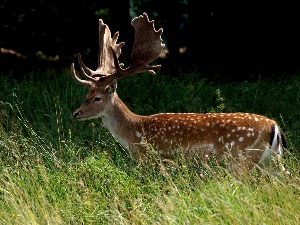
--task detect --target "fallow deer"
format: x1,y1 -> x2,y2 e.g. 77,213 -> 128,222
71,12 -> 287,174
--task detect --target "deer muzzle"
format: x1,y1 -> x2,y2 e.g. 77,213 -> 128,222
73,109 -> 82,119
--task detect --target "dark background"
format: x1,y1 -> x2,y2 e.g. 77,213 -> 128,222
1,0 -> 299,81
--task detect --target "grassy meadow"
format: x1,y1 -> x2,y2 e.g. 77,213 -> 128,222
0,69 -> 300,224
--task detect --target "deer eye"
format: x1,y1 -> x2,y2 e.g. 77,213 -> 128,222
94,97 -> 101,102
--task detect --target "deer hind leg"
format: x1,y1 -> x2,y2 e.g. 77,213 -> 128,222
256,144 -> 289,175
258,124 -> 290,175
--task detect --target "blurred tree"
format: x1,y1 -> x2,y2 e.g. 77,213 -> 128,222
0,0 -> 107,74
0,0 -> 133,75
0,0 -> 299,80
187,0 -> 300,80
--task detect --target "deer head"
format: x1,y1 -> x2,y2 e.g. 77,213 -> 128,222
71,13 -> 164,120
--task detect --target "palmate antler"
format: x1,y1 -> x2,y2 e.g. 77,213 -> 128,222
71,12 -> 165,88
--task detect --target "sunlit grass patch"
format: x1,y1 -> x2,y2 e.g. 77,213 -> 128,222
0,71 -> 299,224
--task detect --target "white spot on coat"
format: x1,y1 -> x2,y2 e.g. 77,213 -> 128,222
136,131 -> 142,138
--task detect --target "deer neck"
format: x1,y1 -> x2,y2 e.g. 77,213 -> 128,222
101,93 -> 144,149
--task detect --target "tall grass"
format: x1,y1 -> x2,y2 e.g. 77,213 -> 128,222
0,69 -> 299,224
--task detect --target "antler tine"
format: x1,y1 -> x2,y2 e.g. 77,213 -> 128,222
110,31 -> 125,67
71,18 -> 125,87
70,63 -> 93,87
99,12 -> 165,88
78,54 -> 99,82
96,19 -> 125,75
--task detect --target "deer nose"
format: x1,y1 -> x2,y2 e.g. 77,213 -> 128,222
73,110 -> 81,118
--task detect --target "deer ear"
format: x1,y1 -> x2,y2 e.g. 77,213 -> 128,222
106,80 -> 117,94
